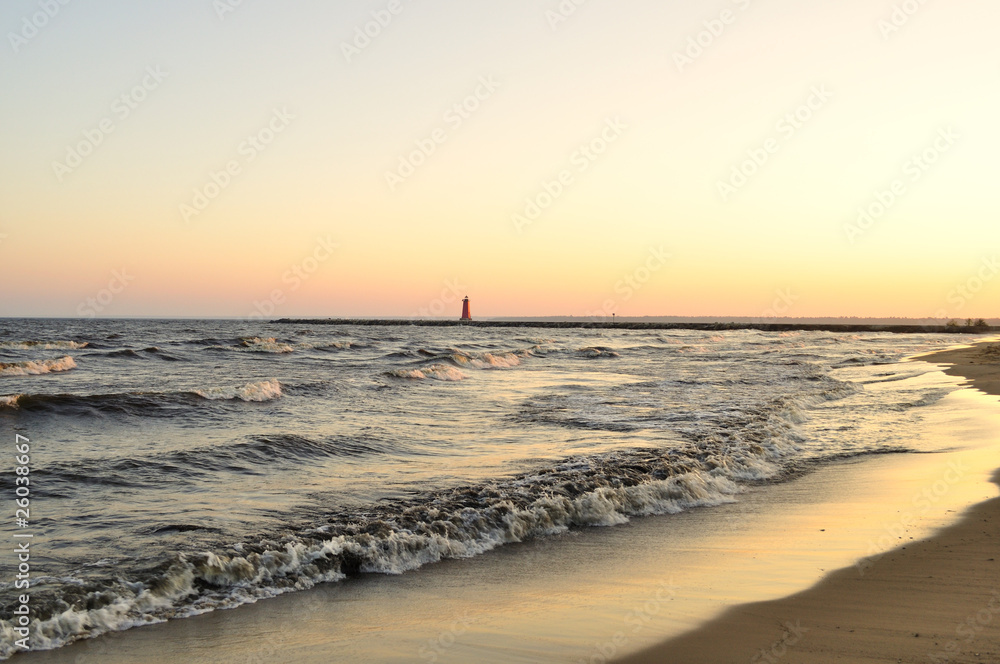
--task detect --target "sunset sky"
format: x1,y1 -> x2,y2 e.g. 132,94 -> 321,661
1,0 -> 997,318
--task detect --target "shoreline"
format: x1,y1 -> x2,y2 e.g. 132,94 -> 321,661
618,487 -> 1000,663
617,341 -> 1000,663
23,447 -> 998,664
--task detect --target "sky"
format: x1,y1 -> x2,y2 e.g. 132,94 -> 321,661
1,0 -> 997,319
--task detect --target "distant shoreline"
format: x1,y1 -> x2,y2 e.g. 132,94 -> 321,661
274,318 -> 993,334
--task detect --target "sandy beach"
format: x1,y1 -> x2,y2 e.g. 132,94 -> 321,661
620,342 -> 1000,664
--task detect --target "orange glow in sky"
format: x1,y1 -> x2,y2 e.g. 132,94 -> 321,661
1,0 -> 997,318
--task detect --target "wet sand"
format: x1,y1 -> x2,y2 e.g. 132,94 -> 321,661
619,342 -> 1000,664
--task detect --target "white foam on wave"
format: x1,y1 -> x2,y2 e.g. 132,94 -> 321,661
0,341 -> 88,350
0,466 -> 739,658
445,349 -> 532,370
0,395 -> 21,408
0,356 -> 77,377
242,337 -> 294,353
0,363 -> 842,656
468,352 -> 521,369
0,330 -> 913,658
194,379 -> 283,402
388,365 -> 467,381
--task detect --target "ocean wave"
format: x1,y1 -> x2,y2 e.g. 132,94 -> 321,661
0,392 -> 193,416
425,349 -> 526,370
194,380 -> 283,402
454,351 -> 522,369
143,347 -> 183,361
0,326 -> 959,658
205,338 -> 295,354
302,341 -> 369,352
0,456 -> 742,657
0,380 -> 282,414
0,341 -> 88,350
832,353 -> 898,368
0,356 -> 76,377
239,337 -> 294,353
83,347 -> 182,361
386,365 -> 467,381
387,346 -> 534,379
89,349 -> 144,359
0,349 -> 900,657
577,346 -> 620,359
22,433 -> 385,493
0,379 -> 823,655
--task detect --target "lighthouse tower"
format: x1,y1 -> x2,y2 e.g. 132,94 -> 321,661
460,296 -> 471,321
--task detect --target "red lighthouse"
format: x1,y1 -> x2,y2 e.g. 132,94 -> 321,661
460,296 -> 471,321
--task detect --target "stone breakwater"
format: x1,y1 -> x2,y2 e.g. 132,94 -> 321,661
274,319 -> 992,334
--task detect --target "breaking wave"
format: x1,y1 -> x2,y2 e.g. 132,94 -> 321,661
386,346 -> 540,381
0,386 -> 818,656
0,380 -> 282,414
206,338 -> 295,354
0,341 -> 88,350
82,347 -> 182,361
0,321 -> 966,659
386,365 -> 467,381
0,456 -> 745,657
22,433 -> 388,493
194,379 -> 283,402
0,356 -> 77,377
577,346 -> 620,359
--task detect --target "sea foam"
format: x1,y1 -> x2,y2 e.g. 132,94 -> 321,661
0,356 -> 77,377
194,379 -> 283,402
